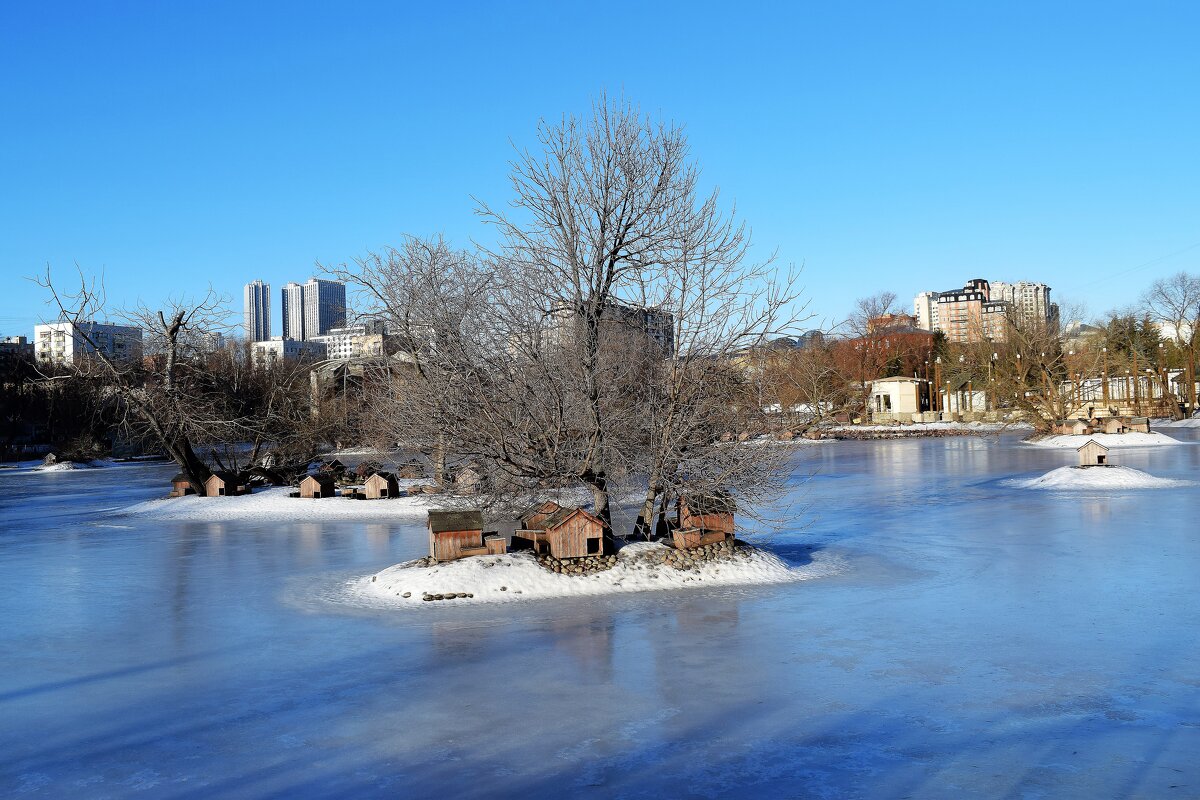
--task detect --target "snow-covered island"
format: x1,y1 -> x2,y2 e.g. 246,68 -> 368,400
123,485 -> 435,521
1005,465 -> 1194,491
1025,431 -> 1183,448
354,540 -> 838,607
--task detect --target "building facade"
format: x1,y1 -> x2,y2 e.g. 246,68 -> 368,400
989,281 -> 1053,327
0,336 -> 34,362
281,282 -> 307,341
913,291 -> 940,332
309,321 -> 388,360
302,278 -> 347,339
243,280 -> 271,342
34,321 -> 144,366
250,337 -> 327,366
546,301 -> 675,357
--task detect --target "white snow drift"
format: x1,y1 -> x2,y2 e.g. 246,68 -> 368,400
353,541 -> 840,607
1027,432 -> 1183,449
122,485 -> 435,521
1006,465 -> 1193,491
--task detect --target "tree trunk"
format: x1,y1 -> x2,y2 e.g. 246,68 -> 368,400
633,485 -> 659,540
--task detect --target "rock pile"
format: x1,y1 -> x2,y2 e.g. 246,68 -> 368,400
422,591 -> 473,602
535,553 -> 618,575
627,539 -> 748,571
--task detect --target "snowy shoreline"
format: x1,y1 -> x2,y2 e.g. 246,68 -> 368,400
121,485 -> 436,521
1024,431 -> 1184,449
350,541 -> 841,607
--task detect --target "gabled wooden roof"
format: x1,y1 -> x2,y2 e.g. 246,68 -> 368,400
301,473 -> 337,488
427,509 -> 484,533
542,506 -> 602,531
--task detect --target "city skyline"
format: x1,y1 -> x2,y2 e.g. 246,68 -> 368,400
3,3 -> 1199,338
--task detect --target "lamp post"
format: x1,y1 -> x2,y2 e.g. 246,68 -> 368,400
934,356 -> 942,415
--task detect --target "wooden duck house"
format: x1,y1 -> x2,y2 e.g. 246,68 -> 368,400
1077,440 -> 1110,467
169,473 -> 195,498
204,471 -> 249,497
299,473 -> 338,498
428,509 -> 504,561
363,471 -> 399,499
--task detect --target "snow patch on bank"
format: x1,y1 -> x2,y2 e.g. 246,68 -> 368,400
1027,431 -> 1183,448
121,485 -> 435,521
1005,465 -> 1193,490
350,541 -> 842,607
1157,416 -> 1200,428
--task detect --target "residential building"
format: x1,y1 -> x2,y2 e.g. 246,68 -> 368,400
279,278 -> 347,341
309,321 -> 388,361
867,313 -> 918,333
546,301 -> 675,356
281,282 -> 307,340
302,278 -> 347,339
931,279 -> 1011,343
250,337 -> 327,366
989,281 -> 1053,327
34,321 -> 144,366
243,280 -> 271,342
913,291 -> 940,331
0,336 -> 34,362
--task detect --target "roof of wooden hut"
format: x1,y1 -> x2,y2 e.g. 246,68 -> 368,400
207,471 -> 241,484
367,470 -> 397,481
171,472 -> 189,482
427,509 -> 484,533
301,473 -> 337,489
1075,439 -> 1109,453
517,499 -> 562,523
542,506 -> 601,531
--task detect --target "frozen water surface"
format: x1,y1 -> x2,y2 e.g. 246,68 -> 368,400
2,433 -> 1199,798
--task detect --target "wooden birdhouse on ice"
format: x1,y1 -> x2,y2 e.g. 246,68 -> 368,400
1077,440 -> 1110,467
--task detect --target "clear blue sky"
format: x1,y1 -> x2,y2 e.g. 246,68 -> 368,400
2,1 -> 1198,337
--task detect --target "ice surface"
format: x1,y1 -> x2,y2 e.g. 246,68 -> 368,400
1157,416 -> 1200,428
1004,464 -> 1193,490
4,431 -> 1200,798
1027,431 -> 1183,448
355,542 -> 838,606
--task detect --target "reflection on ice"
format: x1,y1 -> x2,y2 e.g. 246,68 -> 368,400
1,432 -> 1199,797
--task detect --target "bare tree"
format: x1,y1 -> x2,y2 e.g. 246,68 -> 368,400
34,268 -> 316,493
1142,271 -> 1200,417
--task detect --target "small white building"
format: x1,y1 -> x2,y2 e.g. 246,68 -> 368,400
34,321 -> 143,366
868,377 -> 926,422
308,322 -> 388,360
251,337 -> 327,367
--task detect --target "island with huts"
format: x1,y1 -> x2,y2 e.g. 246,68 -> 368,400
404,493 -> 751,602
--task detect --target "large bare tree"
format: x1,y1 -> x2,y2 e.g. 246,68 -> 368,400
1142,271 -> 1200,417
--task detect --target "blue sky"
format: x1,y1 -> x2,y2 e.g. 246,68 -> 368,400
2,1 -> 1198,337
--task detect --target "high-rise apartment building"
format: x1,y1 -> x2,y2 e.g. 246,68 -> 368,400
913,291 -> 940,331
988,281 -> 1053,327
243,280 -> 271,342
281,282 -> 307,340
302,278 -> 347,338
280,278 -> 347,341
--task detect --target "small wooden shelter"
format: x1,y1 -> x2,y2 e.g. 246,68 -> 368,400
204,471 -> 249,497
451,464 -> 484,495
169,473 -> 195,498
1077,439 -> 1110,467
522,507 -> 605,559
1128,416 -> 1150,433
299,473 -> 338,498
1056,418 -> 1091,436
363,471 -> 400,499
1101,417 -> 1125,435
397,459 -> 425,479
428,509 -> 503,561
518,500 -> 563,531
673,493 -> 736,550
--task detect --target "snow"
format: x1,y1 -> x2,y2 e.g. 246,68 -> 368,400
1157,416 -> 1200,428
353,541 -> 840,607
1027,431 -> 1184,448
1005,465 -> 1194,490
122,485 -> 437,521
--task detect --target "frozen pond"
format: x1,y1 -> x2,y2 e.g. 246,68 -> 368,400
2,432 -> 1199,798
